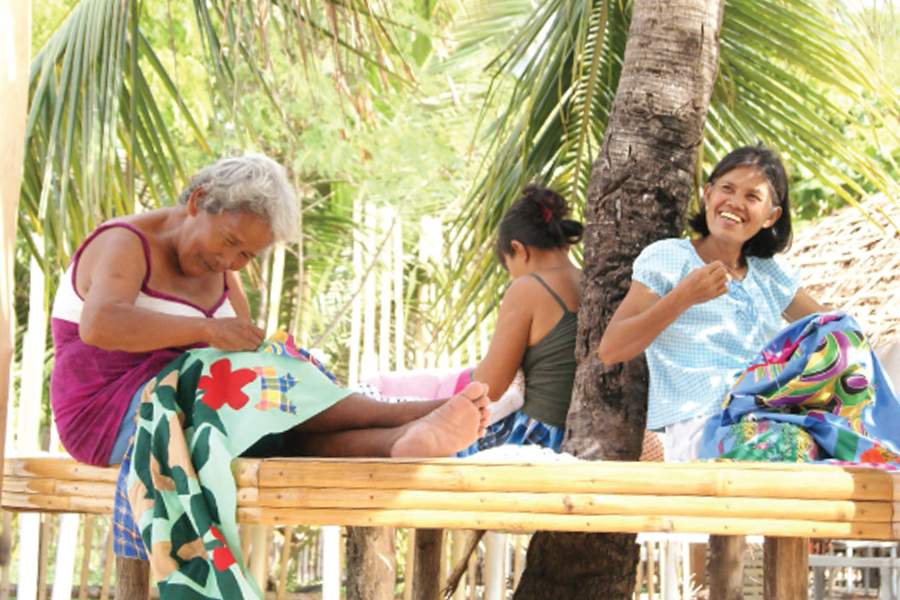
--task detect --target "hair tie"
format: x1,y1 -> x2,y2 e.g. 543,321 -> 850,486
540,205 -> 553,223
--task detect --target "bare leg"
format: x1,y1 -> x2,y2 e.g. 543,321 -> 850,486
290,383 -> 491,458
294,393 -> 447,433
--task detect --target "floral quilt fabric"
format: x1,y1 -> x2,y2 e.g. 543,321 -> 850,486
127,334 -> 350,599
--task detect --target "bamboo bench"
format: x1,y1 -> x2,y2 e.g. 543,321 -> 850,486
4,455 -> 900,598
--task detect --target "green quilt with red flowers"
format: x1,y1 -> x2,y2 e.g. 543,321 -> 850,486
127,335 -> 350,600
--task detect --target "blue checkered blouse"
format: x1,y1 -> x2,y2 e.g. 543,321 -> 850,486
633,238 -> 801,430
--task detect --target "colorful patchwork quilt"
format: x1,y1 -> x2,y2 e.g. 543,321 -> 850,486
127,334 -> 350,599
699,313 -> 900,467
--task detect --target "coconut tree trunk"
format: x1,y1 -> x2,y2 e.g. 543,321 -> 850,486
513,0 -> 724,598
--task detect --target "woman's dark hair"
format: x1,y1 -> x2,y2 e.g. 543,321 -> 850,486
686,144 -> 792,258
495,184 -> 584,269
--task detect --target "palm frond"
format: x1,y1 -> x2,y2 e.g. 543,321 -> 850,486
434,0 -> 900,352
21,0 -> 207,273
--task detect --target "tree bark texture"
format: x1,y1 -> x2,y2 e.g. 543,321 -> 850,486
345,526 -> 396,600
708,535 -> 745,600
763,537 -> 809,600
514,1 -> 724,598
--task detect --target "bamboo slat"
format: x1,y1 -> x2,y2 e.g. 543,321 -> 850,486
249,458 -> 896,501
3,456 -> 898,541
235,507 -> 895,540
4,457 -> 117,482
246,487 -> 890,523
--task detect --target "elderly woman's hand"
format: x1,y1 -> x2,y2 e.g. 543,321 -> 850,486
203,316 -> 266,351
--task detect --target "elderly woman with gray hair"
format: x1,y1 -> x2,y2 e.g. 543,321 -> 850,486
50,153 -> 490,468
50,153 -> 490,600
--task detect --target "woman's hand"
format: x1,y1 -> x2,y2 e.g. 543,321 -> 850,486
599,265 -> 727,366
202,317 -> 266,351
672,261 -> 729,307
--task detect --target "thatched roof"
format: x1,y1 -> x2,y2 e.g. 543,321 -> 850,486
786,194 -> 900,348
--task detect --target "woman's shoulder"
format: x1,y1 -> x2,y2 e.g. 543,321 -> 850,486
77,219 -> 148,258
747,253 -> 800,281
746,254 -> 802,300
83,210 -> 175,252
635,238 -> 695,268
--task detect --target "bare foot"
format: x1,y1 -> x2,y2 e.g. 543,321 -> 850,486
391,382 -> 491,458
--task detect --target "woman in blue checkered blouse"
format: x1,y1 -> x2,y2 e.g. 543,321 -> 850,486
598,144 -> 828,461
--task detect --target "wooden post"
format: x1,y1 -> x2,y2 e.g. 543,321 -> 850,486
412,529 -> 444,600
115,557 -> 149,600
346,527 -> 396,600
0,0 -> 31,509
708,535 -> 744,600
763,537 -> 808,600
688,542 -> 707,593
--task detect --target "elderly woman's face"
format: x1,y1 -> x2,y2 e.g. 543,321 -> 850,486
182,206 -> 275,276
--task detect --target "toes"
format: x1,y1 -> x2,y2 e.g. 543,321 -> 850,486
460,382 -> 489,404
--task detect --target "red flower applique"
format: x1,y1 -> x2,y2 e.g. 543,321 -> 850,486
209,526 -> 236,571
198,359 -> 256,411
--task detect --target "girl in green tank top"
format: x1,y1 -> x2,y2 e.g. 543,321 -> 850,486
457,185 -> 583,455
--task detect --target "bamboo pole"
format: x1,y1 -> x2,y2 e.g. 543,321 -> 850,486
78,517 -> 94,600
99,519 -> 113,600
348,195 -> 363,385
402,529 -> 415,600
393,216 -> 404,371
240,524 -> 251,572
276,526 -> 293,600
37,514 -> 49,600
248,487 -> 889,523
251,458 -> 896,501
379,208 -> 391,374
247,525 -> 269,592
237,508 -> 894,540
361,205 -> 377,380
4,458 -> 118,482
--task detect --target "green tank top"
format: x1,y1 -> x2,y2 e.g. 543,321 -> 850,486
520,273 -> 578,428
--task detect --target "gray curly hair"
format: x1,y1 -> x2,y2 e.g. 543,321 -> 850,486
177,153 -> 299,244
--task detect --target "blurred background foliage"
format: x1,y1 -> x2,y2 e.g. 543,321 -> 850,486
20,0 -> 900,381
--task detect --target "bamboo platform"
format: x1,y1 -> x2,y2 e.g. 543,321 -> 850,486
4,455 -> 900,541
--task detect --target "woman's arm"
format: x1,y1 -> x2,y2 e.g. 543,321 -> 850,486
598,261 -> 730,365
471,278 -> 535,401
77,228 -> 264,352
782,287 -> 829,322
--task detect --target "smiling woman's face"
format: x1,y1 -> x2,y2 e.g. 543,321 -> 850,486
703,165 -> 782,246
